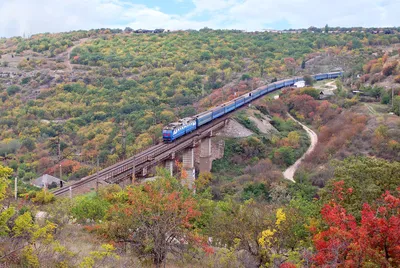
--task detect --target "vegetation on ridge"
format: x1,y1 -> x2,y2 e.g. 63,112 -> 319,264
0,27 -> 399,267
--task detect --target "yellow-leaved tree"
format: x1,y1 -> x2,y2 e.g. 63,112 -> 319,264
0,164 -> 57,267
0,165 -> 14,237
258,207 -> 304,267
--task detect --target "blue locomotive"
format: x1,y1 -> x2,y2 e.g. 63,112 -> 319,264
162,72 -> 343,142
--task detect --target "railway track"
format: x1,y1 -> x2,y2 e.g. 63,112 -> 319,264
53,72 -> 341,197
52,142 -> 163,196
52,114 -> 229,196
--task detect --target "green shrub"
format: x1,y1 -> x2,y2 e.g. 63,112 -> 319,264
303,75 -> 314,86
235,112 -> 259,134
241,73 -> 252,80
242,183 -> 270,201
271,116 -> 298,133
22,138 -> 36,151
21,77 -> 31,85
300,87 -> 319,99
272,146 -> 295,167
32,189 -> 55,204
71,195 -> 110,222
6,85 -> 21,96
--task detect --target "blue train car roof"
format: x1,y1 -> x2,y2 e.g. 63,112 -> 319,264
194,110 -> 212,118
174,72 -> 343,129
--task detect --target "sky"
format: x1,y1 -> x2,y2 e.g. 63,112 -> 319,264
0,0 -> 399,37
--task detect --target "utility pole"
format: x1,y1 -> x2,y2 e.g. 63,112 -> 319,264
59,162 -> 62,181
392,87 -> 394,109
131,157 -> 135,184
14,177 -> 17,200
96,156 -> 99,194
56,134 -> 62,180
57,135 -> 61,161
120,120 -> 126,160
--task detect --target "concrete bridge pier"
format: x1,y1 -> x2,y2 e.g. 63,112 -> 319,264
162,152 -> 175,177
142,166 -> 148,177
182,147 -> 195,189
199,136 -> 212,173
165,159 -> 174,176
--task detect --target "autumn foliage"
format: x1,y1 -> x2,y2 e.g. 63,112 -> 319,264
101,176 -> 207,267
382,61 -> 398,76
283,87 -> 342,125
45,159 -> 81,176
313,181 -> 400,267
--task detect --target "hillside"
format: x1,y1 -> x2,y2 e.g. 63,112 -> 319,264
0,28 -> 400,267
0,29 -> 398,185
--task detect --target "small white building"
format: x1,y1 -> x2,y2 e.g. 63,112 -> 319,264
32,174 -> 65,188
294,81 -> 305,88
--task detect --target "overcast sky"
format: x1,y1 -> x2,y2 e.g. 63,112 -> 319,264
0,0 -> 399,37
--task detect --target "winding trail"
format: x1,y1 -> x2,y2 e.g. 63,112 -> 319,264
64,38 -> 89,72
283,113 -> 318,182
65,46 -> 74,71
325,80 -> 337,89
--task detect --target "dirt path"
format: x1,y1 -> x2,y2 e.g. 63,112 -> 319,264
283,113 -> 318,182
314,80 -> 337,94
64,38 -> 89,72
65,46 -> 74,71
325,80 -> 337,89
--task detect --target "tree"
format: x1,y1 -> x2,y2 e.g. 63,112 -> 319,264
0,165 -> 14,237
301,59 -> 306,69
79,244 -> 120,267
22,138 -> 36,151
393,95 -> 400,116
159,110 -> 175,124
287,94 -> 318,121
322,157 -> 400,218
0,164 -> 58,266
300,87 -> 319,99
284,58 -> 297,75
124,27 -> 133,33
6,85 -> 21,96
71,194 -> 110,223
207,200 -> 269,266
287,131 -> 300,148
0,165 -> 13,200
12,211 -> 57,266
31,189 -> 55,204
303,75 -> 314,86
258,206 -> 311,267
101,175 -> 205,267
200,51 -> 211,61
313,181 -> 400,267
196,172 -> 212,192
241,73 -> 252,81
382,61 -> 398,76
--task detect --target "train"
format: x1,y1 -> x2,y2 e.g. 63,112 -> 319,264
162,72 -> 343,142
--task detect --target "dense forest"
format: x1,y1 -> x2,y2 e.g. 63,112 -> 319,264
0,27 -> 400,267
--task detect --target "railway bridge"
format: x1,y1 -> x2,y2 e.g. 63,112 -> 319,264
53,113 -> 232,197
53,72 -> 342,197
